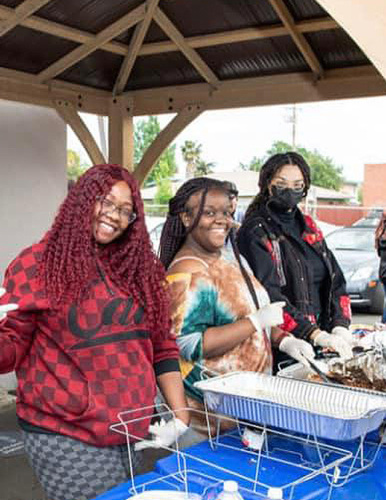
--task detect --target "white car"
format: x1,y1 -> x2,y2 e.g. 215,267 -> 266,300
316,220 -> 339,236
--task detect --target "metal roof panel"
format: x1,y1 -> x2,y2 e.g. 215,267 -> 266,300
0,25 -> 78,74
285,0 -> 328,21
197,36 -> 308,80
36,0 -> 143,34
0,0 -> 22,8
306,29 -> 369,69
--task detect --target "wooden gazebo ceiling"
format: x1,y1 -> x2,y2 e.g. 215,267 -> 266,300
0,0 -> 385,117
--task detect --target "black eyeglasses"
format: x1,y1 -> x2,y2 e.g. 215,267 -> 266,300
271,181 -> 305,194
96,196 -> 136,223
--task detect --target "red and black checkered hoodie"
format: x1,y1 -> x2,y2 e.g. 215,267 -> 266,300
0,243 -> 180,446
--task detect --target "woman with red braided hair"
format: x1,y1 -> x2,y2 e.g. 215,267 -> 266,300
0,164 -> 189,500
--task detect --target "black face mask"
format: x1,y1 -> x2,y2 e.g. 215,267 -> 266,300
269,186 -> 304,211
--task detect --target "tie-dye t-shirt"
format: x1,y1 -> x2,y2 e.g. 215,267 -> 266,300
167,249 -> 273,402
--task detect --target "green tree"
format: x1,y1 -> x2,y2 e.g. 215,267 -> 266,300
154,178 -> 173,206
241,140 -> 344,190
181,140 -> 202,178
195,159 -> 215,176
357,186 -> 363,204
134,116 -> 177,186
67,149 -> 87,181
239,156 -> 262,172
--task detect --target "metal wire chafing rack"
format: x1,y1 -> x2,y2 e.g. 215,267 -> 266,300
110,402 -> 365,500
195,371 -> 386,487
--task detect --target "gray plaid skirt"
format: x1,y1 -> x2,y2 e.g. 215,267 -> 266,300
22,431 -> 142,500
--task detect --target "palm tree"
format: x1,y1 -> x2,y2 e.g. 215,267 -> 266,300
181,140 -> 202,179
195,160 -> 215,176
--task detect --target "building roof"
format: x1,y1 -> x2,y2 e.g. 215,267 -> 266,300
141,171 -> 349,202
205,171 -> 259,197
0,0 -> 366,91
141,171 -> 260,201
0,0 -> 385,117
308,184 -> 351,201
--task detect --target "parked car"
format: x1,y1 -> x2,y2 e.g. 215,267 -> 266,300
325,226 -> 384,314
316,220 -> 338,236
353,209 -> 383,228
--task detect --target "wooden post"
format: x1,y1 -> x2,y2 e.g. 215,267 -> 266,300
108,96 -> 134,170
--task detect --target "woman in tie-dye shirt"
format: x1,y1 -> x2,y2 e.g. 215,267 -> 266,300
159,178 -> 314,421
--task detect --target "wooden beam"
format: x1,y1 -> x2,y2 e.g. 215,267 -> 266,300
128,65 -> 386,116
114,0 -> 160,96
0,0 -> 51,37
139,18 -> 338,55
0,63 -> 384,118
108,96 -> 134,170
0,4 -> 338,56
0,66 -> 112,114
54,99 -> 105,165
134,104 -> 204,185
268,0 -> 324,78
37,3 -> 146,83
153,7 -> 220,87
0,4 -> 129,56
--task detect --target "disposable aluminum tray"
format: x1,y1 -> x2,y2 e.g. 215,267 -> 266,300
277,362 -> 386,398
194,372 -> 386,441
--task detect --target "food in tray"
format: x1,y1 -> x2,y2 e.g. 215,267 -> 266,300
307,368 -> 386,392
194,371 -> 386,441
304,348 -> 386,392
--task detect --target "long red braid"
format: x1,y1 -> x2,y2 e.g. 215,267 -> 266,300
40,164 -> 170,339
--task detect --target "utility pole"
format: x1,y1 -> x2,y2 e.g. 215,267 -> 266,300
285,104 -> 298,149
291,105 -> 297,149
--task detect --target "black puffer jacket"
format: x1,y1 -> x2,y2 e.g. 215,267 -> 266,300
237,205 -> 351,340
377,240 -> 386,285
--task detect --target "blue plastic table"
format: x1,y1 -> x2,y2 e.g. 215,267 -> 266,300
94,434 -> 386,500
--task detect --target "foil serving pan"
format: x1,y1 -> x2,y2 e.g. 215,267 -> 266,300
194,372 -> 386,441
277,362 -> 386,398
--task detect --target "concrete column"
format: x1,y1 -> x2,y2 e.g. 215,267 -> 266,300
0,100 -> 67,281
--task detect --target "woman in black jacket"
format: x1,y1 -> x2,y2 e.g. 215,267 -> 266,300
375,212 -> 386,323
237,152 -> 353,367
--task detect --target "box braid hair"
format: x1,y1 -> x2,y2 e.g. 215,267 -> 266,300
159,177 -> 262,311
244,152 -> 311,222
159,177 -> 224,269
39,164 -> 170,340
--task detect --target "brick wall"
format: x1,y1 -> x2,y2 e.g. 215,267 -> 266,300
316,206 -> 365,226
363,163 -> 386,207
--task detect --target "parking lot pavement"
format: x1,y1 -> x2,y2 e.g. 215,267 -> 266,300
0,311 -> 381,500
0,402 -> 46,500
352,311 -> 381,325
0,400 -> 169,500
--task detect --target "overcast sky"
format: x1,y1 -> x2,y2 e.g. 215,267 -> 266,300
68,95 -> 386,183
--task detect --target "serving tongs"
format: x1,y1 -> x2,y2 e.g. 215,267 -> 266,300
307,358 -> 344,385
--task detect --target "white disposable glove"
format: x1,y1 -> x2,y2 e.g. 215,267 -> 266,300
313,330 -> 353,360
279,336 -> 315,367
247,301 -> 285,332
0,287 -> 18,321
134,418 -> 188,451
331,326 -> 354,345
